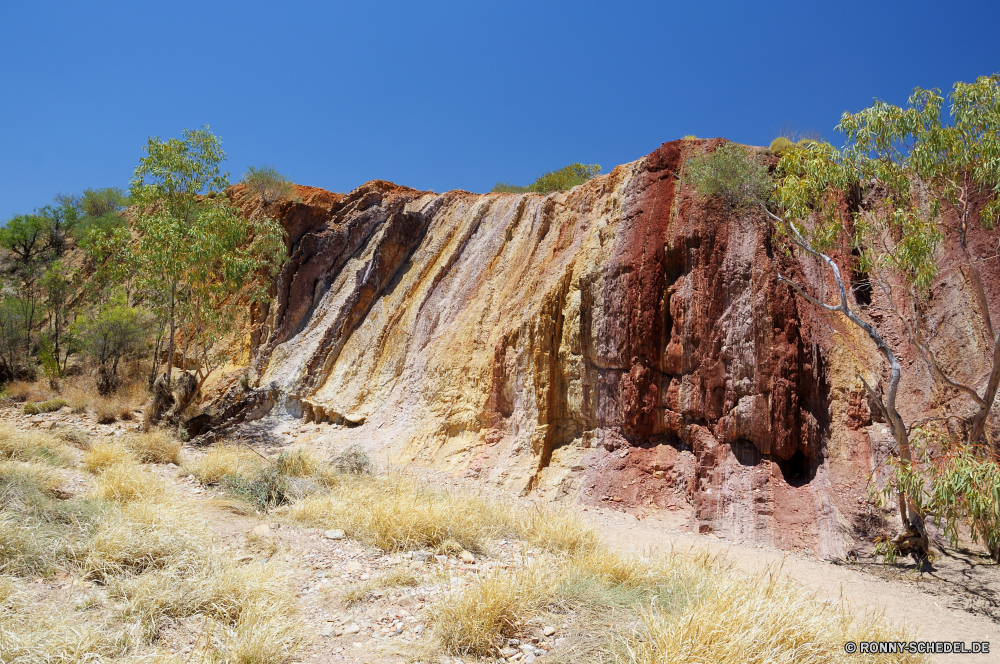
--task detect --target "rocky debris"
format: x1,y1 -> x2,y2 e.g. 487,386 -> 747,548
324,529 -> 345,540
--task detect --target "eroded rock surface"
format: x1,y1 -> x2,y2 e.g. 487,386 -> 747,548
204,139 -> 999,558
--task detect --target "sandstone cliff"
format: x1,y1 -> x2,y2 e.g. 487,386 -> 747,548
204,139 -> 999,559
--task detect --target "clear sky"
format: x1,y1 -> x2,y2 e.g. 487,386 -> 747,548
2,0 -> 998,221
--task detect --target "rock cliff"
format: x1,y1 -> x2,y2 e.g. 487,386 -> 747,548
205,139 -> 999,558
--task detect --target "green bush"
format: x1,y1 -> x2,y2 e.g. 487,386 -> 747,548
683,142 -> 773,208
769,136 -> 796,155
22,399 -> 68,415
223,467 -> 290,512
492,163 -> 601,194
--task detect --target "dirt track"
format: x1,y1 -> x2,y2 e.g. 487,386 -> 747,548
586,507 -> 999,663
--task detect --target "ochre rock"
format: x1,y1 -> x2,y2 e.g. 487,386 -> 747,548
208,139 -> 1000,558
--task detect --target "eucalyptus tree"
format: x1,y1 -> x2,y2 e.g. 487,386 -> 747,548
686,74 -> 1000,562
121,127 -> 286,401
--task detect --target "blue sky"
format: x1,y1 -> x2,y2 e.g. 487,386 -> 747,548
1,0 -> 997,220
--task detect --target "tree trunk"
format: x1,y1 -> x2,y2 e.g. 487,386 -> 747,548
164,283 -> 176,384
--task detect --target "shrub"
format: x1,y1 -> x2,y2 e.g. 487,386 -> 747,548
223,467 -> 290,512
769,136 -> 796,155
72,296 -> 152,395
492,163 -> 601,194
334,444 -> 374,475
684,142 -> 773,208
21,398 -> 68,415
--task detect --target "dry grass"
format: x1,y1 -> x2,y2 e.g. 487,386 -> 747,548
125,430 -> 182,465
4,380 -> 52,403
91,460 -> 167,504
111,556 -> 296,637
282,472 -> 599,555
185,445 -> 265,484
0,576 -> 134,662
94,396 -> 132,424
8,375 -> 149,419
431,564 -> 554,656
343,566 -> 420,605
83,441 -> 137,472
0,424 -> 73,466
84,432 -> 182,470
428,547 -> 921,663
281,473 -> 511,552
611,571 -> 921,664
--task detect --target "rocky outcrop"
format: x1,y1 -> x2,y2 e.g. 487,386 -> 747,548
204,139 -> 998,558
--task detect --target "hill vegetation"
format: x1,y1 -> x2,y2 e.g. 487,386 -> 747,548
492,162 -> 601,194
0,127 -> 289,427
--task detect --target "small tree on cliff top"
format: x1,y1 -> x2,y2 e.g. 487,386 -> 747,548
685,74 -> 1000,563
112,127 -> 286,397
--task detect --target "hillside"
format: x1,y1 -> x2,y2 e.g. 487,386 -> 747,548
189,138 -> 1000,561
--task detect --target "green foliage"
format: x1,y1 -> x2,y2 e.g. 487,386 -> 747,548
684,142 -> 773,208
876,426 -> 1000,558
492,163 -> 601,194
223,467 -> 290,512
21,399 -> 68,415
769,136 -> 795,155
103,127 -> 288,389
241,165 -> 299,206
40,261 -> 75,372
72,295 -> 152,394
0,214 -> 48,264
0,298 -> 31,380
773,75 -> 1000,561
71,188 -> 128,255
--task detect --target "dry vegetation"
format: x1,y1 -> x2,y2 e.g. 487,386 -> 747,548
0,419 -> 925,664
5,374 -> 147,423
0,423 -> 304,663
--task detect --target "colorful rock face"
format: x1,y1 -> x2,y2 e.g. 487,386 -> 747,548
212,139 -> 996,558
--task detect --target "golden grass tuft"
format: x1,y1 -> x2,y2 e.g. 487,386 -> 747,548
82,496 -> 207,581
611,571 -> 921,664
282,472 -> 599,554
0,424 -> 73,466
431,565 -> 554,657
111,557 -> 299,642
83,440 -> 138,472
4,380 -> 51,403
92,461 -> 167,503
281,473 -> 509,552
94,397 -> 124,424
0,576 -> 133,661
185,444 -> 265,484
343,566 -> 420,604
125,430 -> 183,465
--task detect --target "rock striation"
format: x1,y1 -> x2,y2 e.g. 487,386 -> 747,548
205,139 -> 999,558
